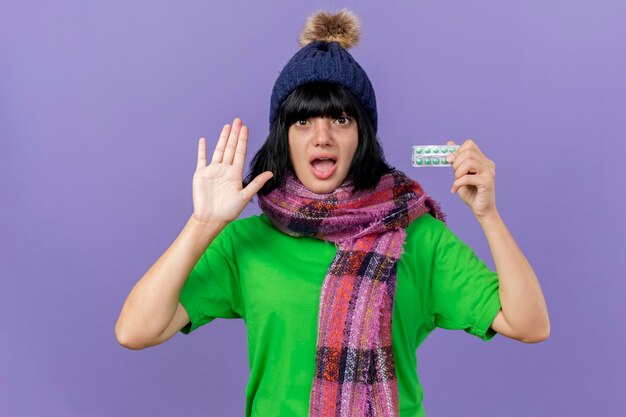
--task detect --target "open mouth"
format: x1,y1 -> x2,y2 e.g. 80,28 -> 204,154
310,156 -> 337,179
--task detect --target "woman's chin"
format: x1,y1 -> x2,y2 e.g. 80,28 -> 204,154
300,176 -> 343,194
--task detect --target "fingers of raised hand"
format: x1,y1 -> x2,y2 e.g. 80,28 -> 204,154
232,125 -> 248,172
211,123 -> 232,165
455,139 -> 486,159
446,140 -> 460,162
451,166 -> 495,192
447,140 -> 493,168
241,171 -> 274,202
196,137 -> 207,172
222,118 -> 243,164
453,157 -> 483,179
450,157 -> 495,190
451,174 -> 478,193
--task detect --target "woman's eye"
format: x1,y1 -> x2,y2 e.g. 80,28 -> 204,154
295,119 -> 308,126
336,116 -> 350,125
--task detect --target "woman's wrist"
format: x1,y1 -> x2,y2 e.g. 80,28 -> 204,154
186,214 -> 228,245
190,213 -> 228,228
474,208 -> 501,226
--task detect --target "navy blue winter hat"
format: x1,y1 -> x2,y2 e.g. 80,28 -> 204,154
269,9 -> 378,132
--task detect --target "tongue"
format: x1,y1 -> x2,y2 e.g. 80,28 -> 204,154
312,159 -> 335,172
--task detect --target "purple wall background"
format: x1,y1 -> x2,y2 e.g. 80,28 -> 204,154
2,1 -> 624,416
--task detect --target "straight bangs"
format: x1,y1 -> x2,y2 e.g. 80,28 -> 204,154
279,82 -> 361,126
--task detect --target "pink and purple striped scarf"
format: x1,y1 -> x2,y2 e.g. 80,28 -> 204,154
258,169 -> 446,417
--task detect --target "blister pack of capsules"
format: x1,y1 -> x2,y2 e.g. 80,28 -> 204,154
412,145 -> 459,167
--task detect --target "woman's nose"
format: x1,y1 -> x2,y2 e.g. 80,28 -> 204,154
313,119 -> 333,146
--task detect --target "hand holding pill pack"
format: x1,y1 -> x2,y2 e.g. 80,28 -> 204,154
412,145 -> 459,167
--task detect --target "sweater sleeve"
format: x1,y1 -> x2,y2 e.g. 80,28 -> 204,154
429,222 -> 501,341
178,223 -> 243,335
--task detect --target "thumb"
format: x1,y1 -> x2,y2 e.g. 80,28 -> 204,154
446,140 -> 457,146
241,171 -> 274,201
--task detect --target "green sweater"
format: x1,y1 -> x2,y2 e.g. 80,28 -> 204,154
178,212 -> 501,417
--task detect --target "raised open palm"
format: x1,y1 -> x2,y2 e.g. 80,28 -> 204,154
192,118 -> 273,224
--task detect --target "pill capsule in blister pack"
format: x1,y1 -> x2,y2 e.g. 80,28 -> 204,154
412,145 -> 459,167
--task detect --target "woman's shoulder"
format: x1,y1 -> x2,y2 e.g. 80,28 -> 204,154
221,213 -> 296,246
401,211 -> 447,254
405,211 -> 446,241
207,214 -> 278,256
221,213 -> 276,237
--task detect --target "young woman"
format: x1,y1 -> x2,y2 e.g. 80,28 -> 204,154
115,9 -> 550,417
